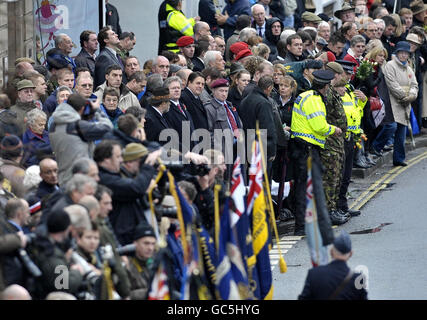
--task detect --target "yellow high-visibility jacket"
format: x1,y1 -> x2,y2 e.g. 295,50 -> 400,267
165,3 -> 195,53
342,84 -> 367,136
291,90 -> 336,148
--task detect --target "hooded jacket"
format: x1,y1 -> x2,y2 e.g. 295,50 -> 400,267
264,17 -> 283,62
49,102 -> 113,186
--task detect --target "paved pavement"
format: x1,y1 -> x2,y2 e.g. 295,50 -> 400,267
271,132 -> 427,299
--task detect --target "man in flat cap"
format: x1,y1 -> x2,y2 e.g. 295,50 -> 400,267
125,222 -> 157,300
177,36 -> 195,70
121,143 -> 149,179
10,79 -> 37,137
299,230 -> 368,300
301,11 -> 323,28
321,62 -> 350,226
289,69 -> 342,236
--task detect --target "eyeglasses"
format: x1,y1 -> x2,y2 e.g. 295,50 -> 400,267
367,29 -> 378,32
81,84 -> 93,88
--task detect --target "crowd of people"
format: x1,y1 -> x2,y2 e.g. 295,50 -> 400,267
0,0 -> 426,300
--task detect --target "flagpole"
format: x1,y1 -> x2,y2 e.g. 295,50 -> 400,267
214,184 -> 221,255
256,121 -> 287,273
148,162 -> 167,241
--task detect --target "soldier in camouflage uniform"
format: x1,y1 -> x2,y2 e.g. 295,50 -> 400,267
320,63 -> 349,225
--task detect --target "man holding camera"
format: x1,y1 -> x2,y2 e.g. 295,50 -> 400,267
95,140 -> 159,246
49,93 -> 113,187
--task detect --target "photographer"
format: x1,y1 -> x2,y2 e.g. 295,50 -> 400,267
192,149 -> 227,235
28,209 -> 84,299
1,199 -> 31,288
95,140 -> 158,246
49,93 -> 113,187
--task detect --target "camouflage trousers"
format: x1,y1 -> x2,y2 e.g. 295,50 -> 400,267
320,149 -> 345,212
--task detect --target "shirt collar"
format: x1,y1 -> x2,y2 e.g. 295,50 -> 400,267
8,220 -> 23,232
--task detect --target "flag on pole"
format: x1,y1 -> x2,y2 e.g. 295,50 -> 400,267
215,198 -> 250,300
148,249 -> 172,300
230,156 -> 246,227
247,139 -> 273,300
304,152 -> 329,267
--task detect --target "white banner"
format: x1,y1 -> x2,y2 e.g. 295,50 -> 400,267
34,0 -> 100,65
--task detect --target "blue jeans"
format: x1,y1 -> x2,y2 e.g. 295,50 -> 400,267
393,123 -> 407,163
372,122 -> 397,152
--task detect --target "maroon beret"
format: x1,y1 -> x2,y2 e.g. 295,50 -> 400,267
176,36 -> 194,47
210,78 -> 229,89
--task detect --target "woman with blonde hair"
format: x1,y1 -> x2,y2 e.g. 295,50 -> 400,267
273,75 -> 297,130
272,63 -> 287,98
390,13 -> 405,40
252,43 -> 271,60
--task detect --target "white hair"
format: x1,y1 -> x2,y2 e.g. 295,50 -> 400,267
203,50 -> 222,67
26,108 -> 47,128
239,27 -> 257,43
317,21 -> 330,29
280,29 -> 296,42
251,3 -> 265,14
23,165 -> 42,190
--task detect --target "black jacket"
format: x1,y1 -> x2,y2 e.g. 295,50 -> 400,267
144,105 -> 171,145
227,86 -> 244,110
238,86 -> 277,160
98,165 -> 155,246
180,87 -> 209,131
299,260 -> 368,300
74,49 -> 96,78
36,180 -> 60,202
264,17 -> 283,62
106,3 -> 122,37
191,57 -> 205,72
94,48 -> 123,88
163,101 -> 195,150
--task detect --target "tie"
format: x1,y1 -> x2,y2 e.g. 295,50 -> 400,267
258,27 -> 263,37
116,53 -> 124,69
177,103 -> 186,117
224,103 -> 239,139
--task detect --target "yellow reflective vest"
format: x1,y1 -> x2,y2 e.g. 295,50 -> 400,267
342,84 -> 367,136
165,4 -> 195,53
291,90 -> 336,148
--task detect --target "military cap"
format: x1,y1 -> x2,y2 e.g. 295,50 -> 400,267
210,78 -> 229,89
301,11 -> 323,24
133,222 -> 156,241
123,143 -> 148,162
333,230 -> 352,254
234,48 -> 253,61
312,69 -> 335,84
176,35 -> 194,48
326,61 -> 344,74
148,87 -> 170,105
16,79 -> 36,91
334,3 -> 355,19
336,60 -> 357,74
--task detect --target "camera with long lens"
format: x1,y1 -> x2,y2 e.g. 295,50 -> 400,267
16,233 -> 42,278
71,251 -> 100,289
116,244 -> 136,256
154,205 -> 177,222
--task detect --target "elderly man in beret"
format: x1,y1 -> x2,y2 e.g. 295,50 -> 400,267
204,78 -> 242,163
177,36 -> 195,70
299,230 -> 368,300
